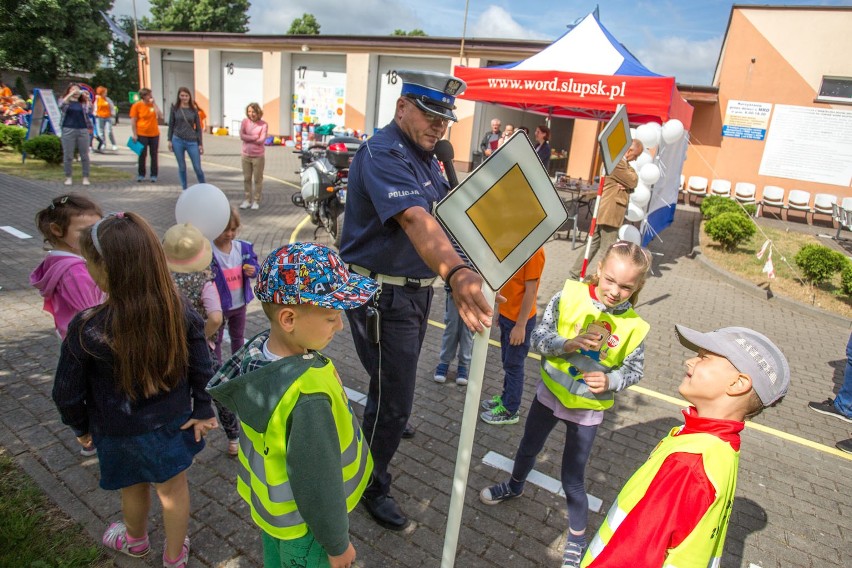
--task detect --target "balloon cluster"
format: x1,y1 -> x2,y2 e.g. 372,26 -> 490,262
618,119 -> 686,244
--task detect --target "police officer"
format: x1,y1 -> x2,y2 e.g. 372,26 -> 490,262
340,70 -> 494,530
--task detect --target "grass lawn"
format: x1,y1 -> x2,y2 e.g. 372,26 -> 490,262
0,448 -> 110,567
700,221 -> 852,319
0,147 -> 132,183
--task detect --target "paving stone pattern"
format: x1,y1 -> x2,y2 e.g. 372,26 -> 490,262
0,126 -> 850,567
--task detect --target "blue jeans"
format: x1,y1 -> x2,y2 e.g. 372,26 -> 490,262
834,331 -> 852,417
499,313 -> 537,414
439,292 -> 473,369
171,136 -> 205,189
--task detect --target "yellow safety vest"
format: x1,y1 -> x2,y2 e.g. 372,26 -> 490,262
541,279 -> 649,410
582,431 -> 739,567
236,360 -> 373,540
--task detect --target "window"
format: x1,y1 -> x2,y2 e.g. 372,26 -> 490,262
816,76 -> 852,105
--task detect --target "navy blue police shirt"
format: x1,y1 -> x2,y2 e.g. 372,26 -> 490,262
340,120 -> 450,278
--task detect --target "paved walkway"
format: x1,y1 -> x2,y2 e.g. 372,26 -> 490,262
1,125 -> 850,567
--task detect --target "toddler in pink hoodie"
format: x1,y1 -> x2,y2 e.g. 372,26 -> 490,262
30,194 -> 105,340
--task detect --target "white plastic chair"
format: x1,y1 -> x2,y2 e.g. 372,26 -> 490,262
710,179 -> 732,197
813,193 -> 837,224
734,182 -> 757,207
686,176 -> 708,205
677,174 -> 686,203
787,189 -> 812,223
758,185 -> 785,218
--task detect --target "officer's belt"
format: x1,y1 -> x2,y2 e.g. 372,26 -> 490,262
349,264 -> 437,289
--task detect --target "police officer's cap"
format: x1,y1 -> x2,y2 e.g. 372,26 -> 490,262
398,70 -> 466,122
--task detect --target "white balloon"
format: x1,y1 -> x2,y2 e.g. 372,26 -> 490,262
639,163 -> 661,186
635,151 -> 653,169
662,119 -> 685,144
635,123 -> 659,149
625,202 -> 646,222
618,224 -> 642,245
630,182 -> 652,208
175,183 -> 231,240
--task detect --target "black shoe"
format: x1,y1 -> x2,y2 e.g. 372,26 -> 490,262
401,423 -> 415,439
808,399 -> 852,423
362,494 -> 408,530
837,438 -> 852,454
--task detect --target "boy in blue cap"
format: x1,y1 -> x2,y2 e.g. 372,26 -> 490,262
207,242 -> 378,568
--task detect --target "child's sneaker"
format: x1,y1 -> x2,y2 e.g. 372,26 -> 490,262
239,200 -> 251,209
480,394 -> 502,411
456,366 -> 469,386
80,442 -> 97,457
480,404 -> 519,425
434,362 -> 449,383
479,481 -> 523,505
150,176 -> 157,183
163,537 -> 190,568
102,521 -> 150,558
561,541 -> 585,568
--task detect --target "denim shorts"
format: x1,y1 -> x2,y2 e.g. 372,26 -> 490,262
94,412 -> 205,490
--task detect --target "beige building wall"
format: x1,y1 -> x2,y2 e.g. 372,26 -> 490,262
687,7 -> 852,202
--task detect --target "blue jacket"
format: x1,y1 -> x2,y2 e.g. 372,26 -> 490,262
210,239 -> 260,311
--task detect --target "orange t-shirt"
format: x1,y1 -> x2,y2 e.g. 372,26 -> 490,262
95,96 -> 112,118
130,100 -> 159,136
498,248 -> 546,322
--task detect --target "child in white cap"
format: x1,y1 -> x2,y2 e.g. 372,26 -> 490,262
581,324 -> 790,568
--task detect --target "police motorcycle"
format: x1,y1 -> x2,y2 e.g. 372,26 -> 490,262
291,136 -> 361,248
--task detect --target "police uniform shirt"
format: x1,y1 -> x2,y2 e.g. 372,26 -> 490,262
340,120 -> 450,278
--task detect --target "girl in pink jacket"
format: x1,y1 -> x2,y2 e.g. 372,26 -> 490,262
30,194 -> 105,340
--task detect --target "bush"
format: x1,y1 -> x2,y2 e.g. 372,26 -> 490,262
22,134 -> 62,165
704,211 -> 757,251
700,195 -> 756,220
841,262 -> 852,296
794,244 -> 847,284
0,125 -> 27,153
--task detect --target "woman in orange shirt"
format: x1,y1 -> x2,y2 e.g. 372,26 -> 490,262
130,88 -> 163,182
94,86 -> 117,152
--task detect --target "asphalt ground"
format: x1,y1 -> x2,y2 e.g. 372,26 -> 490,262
0,124 -> 850,567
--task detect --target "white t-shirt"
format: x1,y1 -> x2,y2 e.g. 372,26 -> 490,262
212,242 -> 245,309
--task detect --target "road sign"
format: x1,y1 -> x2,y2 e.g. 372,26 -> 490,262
598,103 -> 631,175
435,131 -> 568,292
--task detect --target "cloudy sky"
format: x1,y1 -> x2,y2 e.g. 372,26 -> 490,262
111,1 -> 849,85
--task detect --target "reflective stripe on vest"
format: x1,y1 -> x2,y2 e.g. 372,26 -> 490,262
236,361 -> 373,540
582,431 -> 738,567
541,279 -> 649,411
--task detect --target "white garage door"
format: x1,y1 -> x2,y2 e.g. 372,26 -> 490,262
222,52 -> 263,136
375,56 -> 451,132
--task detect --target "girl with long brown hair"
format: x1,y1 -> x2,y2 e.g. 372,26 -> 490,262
52,212 -> 218,568
167,86 -> 206,190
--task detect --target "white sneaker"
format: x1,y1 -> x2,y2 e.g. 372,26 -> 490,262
111,145 -> 118,151
239,200 -> 251,209
82,177 -> 90,186
250,202 -> 259,210
64,177 -> 72,186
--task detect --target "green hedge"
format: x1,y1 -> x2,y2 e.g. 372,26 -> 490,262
700,195 -> 756,220
704,211 -> 756,251
794,244 -> 847,285
22,135 -> 62,165
0,124 -> 27,153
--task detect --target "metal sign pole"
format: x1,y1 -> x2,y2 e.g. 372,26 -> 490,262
579,175 -> 606,278
440,284 -> 496,568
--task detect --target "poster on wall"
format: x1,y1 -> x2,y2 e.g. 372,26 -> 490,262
758,104 -> 852,187
721,100 -> 772,140
291,69 -> 346,129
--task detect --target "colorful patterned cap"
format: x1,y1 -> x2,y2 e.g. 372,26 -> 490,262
254,242 -> 378,310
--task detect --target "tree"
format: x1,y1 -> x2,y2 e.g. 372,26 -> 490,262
0,0 -> 114,85
288,13 -> 320,35
147,0 -> 250,32
392,29 -> 427,36
92,16 -> 139,107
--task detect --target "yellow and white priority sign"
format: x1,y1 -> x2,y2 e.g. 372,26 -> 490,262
435,131 -> 568,291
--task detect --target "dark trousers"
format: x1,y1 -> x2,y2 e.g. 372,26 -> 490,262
512,396 -> 598,532
137,134 -> 159,178
499,313 -> 537,414
347,283 -> 432,498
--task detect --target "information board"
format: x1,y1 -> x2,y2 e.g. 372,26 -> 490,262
26,89 -> 62,141
722,100 -> 772,141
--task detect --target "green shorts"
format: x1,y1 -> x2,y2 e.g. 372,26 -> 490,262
262,530 -> 329,568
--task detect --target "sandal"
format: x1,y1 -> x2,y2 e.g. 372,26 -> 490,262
102,521 -> 150,558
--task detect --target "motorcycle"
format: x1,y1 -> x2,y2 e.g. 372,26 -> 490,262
291,136 -> 361,248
